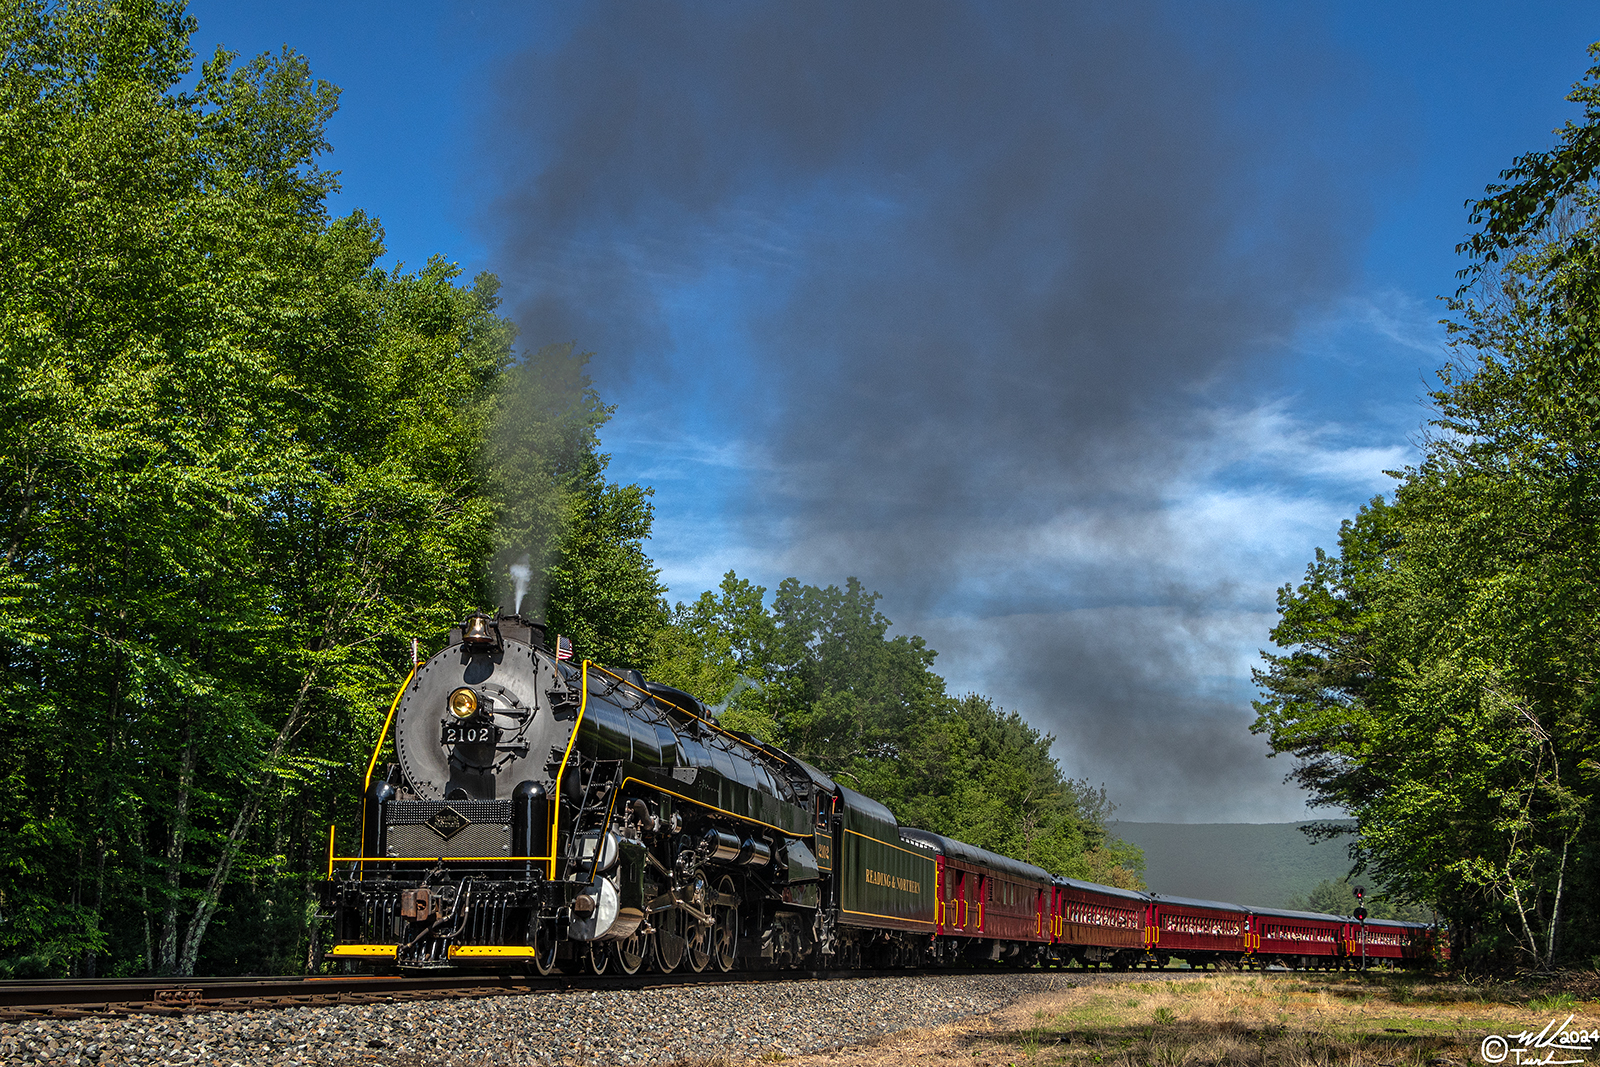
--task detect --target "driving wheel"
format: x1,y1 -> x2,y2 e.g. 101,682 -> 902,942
711,875 -> 738,972
586,942 -> 609,974
532,919 -> 560,976
686,913 -> 712,973
654,906 -> 687,973
613,928 -> 649,975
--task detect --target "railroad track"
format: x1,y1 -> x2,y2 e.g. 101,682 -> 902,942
0,966 -> 976,1022
0,962 -> 1303,1023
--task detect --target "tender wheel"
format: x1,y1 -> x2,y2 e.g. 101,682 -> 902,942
654,907 -> 688,973
586,942 -> 609,975
613,928 -> 649,975
711,875 -> 738,972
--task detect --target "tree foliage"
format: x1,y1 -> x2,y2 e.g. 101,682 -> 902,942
486,339 -> 664,666
1286,876 -> 1431,923
1255,48 -> 1600,969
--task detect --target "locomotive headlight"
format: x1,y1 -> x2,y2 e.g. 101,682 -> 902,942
448,687 -> 478,719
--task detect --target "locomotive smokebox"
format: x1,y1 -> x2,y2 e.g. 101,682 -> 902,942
393,613 -> 572,804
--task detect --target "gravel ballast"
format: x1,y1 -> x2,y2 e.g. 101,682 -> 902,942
0,971 -> 1073,1067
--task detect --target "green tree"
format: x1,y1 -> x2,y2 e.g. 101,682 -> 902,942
649,571 -> 776,735
1287,876 -> 1431,922
0,0 -> 362,975
1255,46 -> 1600,968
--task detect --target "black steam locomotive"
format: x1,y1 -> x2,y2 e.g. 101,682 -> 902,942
320,612 -> 1439,973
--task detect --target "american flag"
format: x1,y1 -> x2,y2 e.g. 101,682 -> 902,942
556,636 -> 573,661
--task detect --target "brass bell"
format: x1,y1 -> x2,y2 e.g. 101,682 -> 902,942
462,613 -> 496,649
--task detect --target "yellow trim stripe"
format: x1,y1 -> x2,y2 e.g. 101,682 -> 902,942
332,855 -> 554,863
613,777 -> 810,839
326,824 -> 335,879
843,827 -> 938,861
328,944 -> 399,957
842,908 -> 936,926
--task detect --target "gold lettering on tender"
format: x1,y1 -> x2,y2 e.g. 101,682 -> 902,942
864,868 -> 921,894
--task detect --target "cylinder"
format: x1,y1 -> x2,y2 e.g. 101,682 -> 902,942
512,780 -> 550,872
700,829 -> 772,867
735,837 -> 772,868
700,828 -> 743,864
362,780 -> 396,860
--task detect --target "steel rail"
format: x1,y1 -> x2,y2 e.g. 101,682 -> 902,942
0,966 -> 999,1021
0,960 -> 1314,1023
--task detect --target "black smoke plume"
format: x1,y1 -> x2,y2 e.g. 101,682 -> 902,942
482,1 -> 1390,819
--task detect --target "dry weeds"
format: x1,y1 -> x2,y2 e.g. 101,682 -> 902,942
722,973 -> 1600,1067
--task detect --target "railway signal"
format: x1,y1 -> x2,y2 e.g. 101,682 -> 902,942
1354,886 -> 1367,969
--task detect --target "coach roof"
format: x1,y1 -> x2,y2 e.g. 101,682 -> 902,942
898,827 -> 1052,883
1247,905 -> 1346,924
1150,893 -> 1248,913
1053,875 -> 1150,903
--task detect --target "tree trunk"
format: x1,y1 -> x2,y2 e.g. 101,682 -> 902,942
174,670 -> 317,976
157,707 -> 197,975
1546,835 -> 1568,965
85,840 -> 106,979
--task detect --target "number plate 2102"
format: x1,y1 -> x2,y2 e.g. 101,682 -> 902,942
441,723 -> 496,745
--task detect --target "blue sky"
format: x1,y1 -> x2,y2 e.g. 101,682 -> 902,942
193,1 -> 1597,822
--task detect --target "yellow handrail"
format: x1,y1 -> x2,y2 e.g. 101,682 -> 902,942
546,660 -> 591,879
356,660 -> 421,878
590,663 -> 765,754
364,661 -> 420,793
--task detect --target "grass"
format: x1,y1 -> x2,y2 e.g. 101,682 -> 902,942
1530,992 -> 1580,1012
769,972 -> 1600,1067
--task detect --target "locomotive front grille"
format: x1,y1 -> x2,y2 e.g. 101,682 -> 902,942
386,801 -> 514,858
357,887 -> 402,943
387,823 -> 513,857
388,801 -> 514,823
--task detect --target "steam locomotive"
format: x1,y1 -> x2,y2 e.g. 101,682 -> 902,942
319,612 -> 1439,973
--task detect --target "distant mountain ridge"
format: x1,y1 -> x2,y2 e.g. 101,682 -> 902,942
1110,820 -> 1358,910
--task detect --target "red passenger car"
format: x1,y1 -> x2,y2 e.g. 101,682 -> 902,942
1248,906 -> 1345,969
1049,876 -> 1149,969
1147,894 -> 1251,969
899,828 -> 1053,965
1344,917 -> 1411,965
